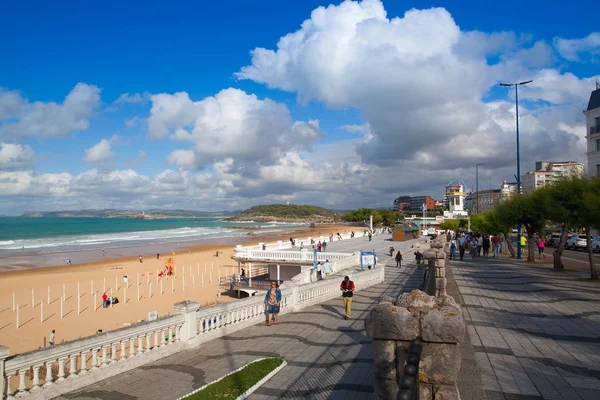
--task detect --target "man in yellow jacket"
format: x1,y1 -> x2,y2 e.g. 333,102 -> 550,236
520,235 -> 527,252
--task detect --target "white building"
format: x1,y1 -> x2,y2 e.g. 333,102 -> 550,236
585,83 -> 600,177
522,161 -> 585,193
443,181 -> 469,219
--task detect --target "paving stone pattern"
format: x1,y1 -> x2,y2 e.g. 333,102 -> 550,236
453,256 -> 600,400
57,236 -> 427,400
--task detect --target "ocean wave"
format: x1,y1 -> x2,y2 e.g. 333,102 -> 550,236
0,226 -> 241,251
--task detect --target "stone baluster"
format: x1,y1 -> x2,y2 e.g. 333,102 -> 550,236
111,343 -> 118,363
57,358 -> 67,381
167,327 -> 173,344
90,348 -> 99,370
160,329 -> 167,347
120,341 -> 127,361
100,346 -> 109,368
68,356 -> 78,379
153,331 -> 159,349
43,361 -> 54,387
79,351 -> 88,375
5,374 -> 15,399
138,336 -> 144,354
17,368 -> 27,394
175,325 -> 181,341
146,334 -> 152,351
31,364 -> 42,390
129,338 -> 136,357
0,346 -> 9,399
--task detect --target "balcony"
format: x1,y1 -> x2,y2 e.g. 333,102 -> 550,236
591,126 -> 600,135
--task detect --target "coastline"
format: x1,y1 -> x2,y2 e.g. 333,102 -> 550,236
0,224 -> 361,354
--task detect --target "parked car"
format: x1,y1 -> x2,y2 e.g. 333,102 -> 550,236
566,234 -> 591,251
592,236 -> 600,252
545,233 -> 561,247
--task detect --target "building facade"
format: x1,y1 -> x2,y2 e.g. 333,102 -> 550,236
585,84 -> 600,177
443,181 -> 468,219
522,161 -> 584,193
393,195 -> 435,211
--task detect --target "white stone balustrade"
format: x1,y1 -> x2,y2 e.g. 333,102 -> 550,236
0,265 -> 385,400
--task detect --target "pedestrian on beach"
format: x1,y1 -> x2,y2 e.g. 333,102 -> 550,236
102,292 -> 110,308
102,248 -> 105,256
157,253 -> 160,260
340,276 -> 355,320
264,281 -> 282,326
138,255 -> 143,263
395,250 -> 403,267
49,330 -> 55,347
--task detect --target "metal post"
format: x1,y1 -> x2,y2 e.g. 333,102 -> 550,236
516,84 -> 522,260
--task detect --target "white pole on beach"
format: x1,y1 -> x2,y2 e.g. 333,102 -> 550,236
16,304 -> 19,329
12,292 -> 15,311
77,282 -> 80,315
189,264 -> 192,278
103,277 -> 106,294
31,288 -> 34,308
210,270 -> 212,284
218,269 -> 220,284
171,278 -> 174,295
160,279 -> 163,296
192,274 -> 195,289
197,263 -> 200,276
94,292 -> 97,311
63,284 -> 66,302
60,298 -> 63,320
182,273 -> 185,292
137,273 -> 140,303
204,262 -> 207,273
202,272 -> 204,287
211,262 -> 214,271
48,286 -> 51,304
147,271 -> 150,285
77,281 -> 80,299
156,270 -> 158,283
116,276 -> 118,292
124,284 -> 127,305
91,280 -> 94,297
149,281 -> 152,299
41,300 -> 44,324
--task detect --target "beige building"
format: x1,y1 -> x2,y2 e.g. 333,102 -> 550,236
465,181 -> 518,214
521,161 -> 584,193
585,84 -> 600,177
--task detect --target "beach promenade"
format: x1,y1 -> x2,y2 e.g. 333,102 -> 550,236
56,234 -> 427,399
452,255 -> 600,400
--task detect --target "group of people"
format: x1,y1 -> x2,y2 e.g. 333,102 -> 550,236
263,275 -> 356,325
448,233 -> 502,261
315,260 -> 334,279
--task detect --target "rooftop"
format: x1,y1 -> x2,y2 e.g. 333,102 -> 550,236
586,88 -> 600,112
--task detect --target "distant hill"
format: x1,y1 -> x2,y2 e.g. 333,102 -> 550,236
227,204 -> 340,222
20,209 -> 238,219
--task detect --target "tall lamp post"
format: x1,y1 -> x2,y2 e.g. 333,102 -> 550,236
500,80 -> 532,260
475,163 -> 484,214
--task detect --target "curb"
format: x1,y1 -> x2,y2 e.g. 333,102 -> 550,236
175,357 -> 287,400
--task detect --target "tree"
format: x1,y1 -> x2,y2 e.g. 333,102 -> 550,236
343,208 -> 383,225
378,209 -> 401,226
542,177 -> 587,269
440,219 -> 460,231
581,177 -> 600,280
478,209 -> 516,258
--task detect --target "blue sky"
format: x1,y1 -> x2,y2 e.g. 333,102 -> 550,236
0,0 -> 599,213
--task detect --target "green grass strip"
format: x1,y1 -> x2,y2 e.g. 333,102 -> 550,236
183,357 -> 284,400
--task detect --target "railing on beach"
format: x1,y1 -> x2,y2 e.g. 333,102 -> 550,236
234,249 -> 352,262
0,266 -> 385,400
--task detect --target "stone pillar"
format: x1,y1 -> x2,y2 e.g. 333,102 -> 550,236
365,290 -> 465,400
0,346 -> 9,400
174,300 -> 200,342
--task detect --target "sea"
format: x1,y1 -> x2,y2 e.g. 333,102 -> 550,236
0,217 -> 305,270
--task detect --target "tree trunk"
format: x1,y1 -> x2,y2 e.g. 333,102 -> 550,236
526,232 -> 536,263
502,231 -> 516,258
553,226 -> 569,270
585,227 -> 599,280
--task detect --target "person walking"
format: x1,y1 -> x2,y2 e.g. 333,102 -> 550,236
340,276 -> 355,320
470,238 -> 478,260
49,329 -> 55,347
538,238 -> 546,259
395,251 -> 403,267
450,238 -> 457,261
264,281 -> 282,326
492,234 -> 502,258
414,250 -> 423,266
457,234 -> 466,261
482,235 -> 490,257
520,235 -> 527,253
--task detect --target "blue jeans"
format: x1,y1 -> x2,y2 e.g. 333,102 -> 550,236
450,248 -> 456,260
494,244 -> 501,257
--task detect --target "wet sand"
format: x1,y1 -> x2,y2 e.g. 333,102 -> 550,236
0,224 -> 360,354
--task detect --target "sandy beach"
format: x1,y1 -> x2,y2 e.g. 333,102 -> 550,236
0,224 -> 361,354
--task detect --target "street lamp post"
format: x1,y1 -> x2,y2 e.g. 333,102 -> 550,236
500,80 -> 532,260
475,163 -> 483,214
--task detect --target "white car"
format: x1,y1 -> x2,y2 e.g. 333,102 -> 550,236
566,234 -> 590,251
592,236 -> 600,252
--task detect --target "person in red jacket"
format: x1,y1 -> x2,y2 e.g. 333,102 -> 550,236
340,276 -> 355,320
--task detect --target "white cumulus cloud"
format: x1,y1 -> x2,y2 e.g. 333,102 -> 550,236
0,83 -> 101,140
554,32 -> 600,62
0,143 -> 35,171
83,138 -> 116,164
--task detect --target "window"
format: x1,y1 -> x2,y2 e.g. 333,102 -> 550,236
596,139 -> 600,152
596,117 -> 600,129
